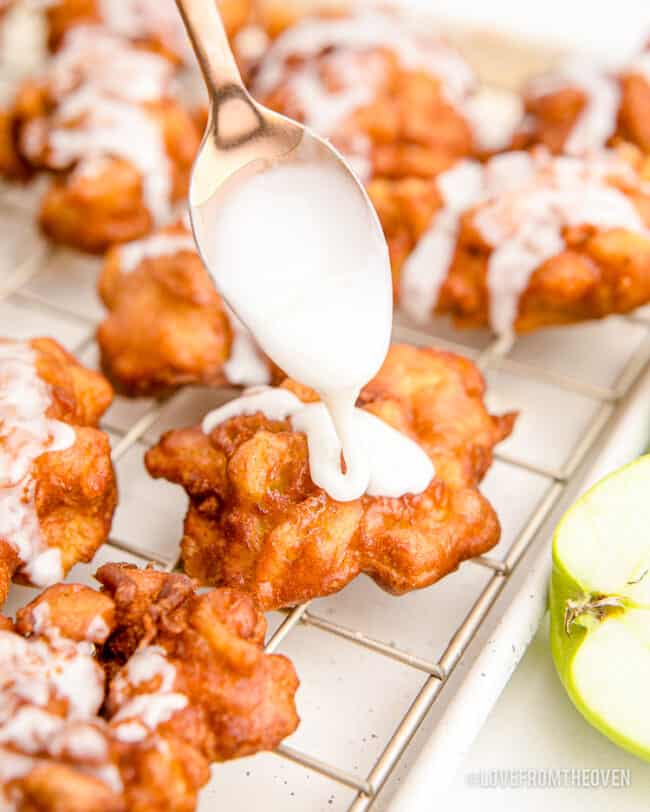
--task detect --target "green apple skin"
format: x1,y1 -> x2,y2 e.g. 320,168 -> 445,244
549,456 -> 650,763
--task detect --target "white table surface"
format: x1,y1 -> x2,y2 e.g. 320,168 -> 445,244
448,617 -> 650,808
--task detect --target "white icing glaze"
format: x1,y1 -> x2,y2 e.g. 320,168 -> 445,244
463,87 -> 523,151
400,149 -> 648,337
48,26 -> 173,104
87,763 -> 123,793
112,646 -> 188,739
0,706 -> 61,753
97,0 -> 193,64
29,602 -> 52,636
233,24 -> 271,65
0,627 -> 119,804
117,232 -> 196,273
0,748 -> 33,781
202,386 -> 434,501
85,614 -> 110,643
50,721 -> 108,761
527,60 -> 620,155
202,387 -> 301,433
21,27 -> 174,224
124,645 -> 176,691
112,719 -> 148,743
0,619 -> 106,717
199,159 -> 426,502
253,10 -> 475,177
113,692 -> 188,732
222,305 -> 271,387
400,160 -> 484,324
0,341 -> 75,587
627,51 -> 650,84
476,151 -> 647,336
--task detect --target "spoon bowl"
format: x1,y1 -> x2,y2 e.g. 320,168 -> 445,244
175,0 -> 384,304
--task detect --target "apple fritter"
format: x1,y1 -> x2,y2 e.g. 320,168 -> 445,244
97,223 -> 272,396
40,0 -> 254,59
145,344 -> 515,610
514,51 -> 650,155
0,337 -> 116,607
0,26 -> 200,252
96,562 -> 300,762
376,145 -> 650,336
1,564 -> 299,811
253,8 -> 477,183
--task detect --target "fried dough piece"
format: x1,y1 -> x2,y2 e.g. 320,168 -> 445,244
0,27 -> 200,252
41,0 -> 254,58
0,337 -> 116,606
146,344 -> 515,609
385,145 -> 650,335
367,175 -> 442,298
96,563 -> 300,761
1,565 -> 300,811
97,223 -> 272,395
514,52 -> 650,155
253,8 -> 476,182
2,584 -> 125,812
0,77 -> 49,181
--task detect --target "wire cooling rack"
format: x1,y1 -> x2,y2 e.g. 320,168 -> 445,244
3,14 -> 650,810
3,179 -> 650,810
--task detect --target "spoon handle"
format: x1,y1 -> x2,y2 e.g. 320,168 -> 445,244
175,0 -> 244,93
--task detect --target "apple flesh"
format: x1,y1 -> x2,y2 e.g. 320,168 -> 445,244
550,455 -> 650,761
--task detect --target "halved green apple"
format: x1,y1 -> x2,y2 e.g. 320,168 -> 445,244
550,455 -> 650,761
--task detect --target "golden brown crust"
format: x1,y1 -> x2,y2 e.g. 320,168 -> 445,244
376,146 -> 650,333
31,337 -> 114,425
1,564 -> 300,811
145,344 -> 515,609
0,81 -> 49,181
0,338 -> 116,606
36,100 -> 200,253
436,151 -> 650,333
257,12 -> 475,182
513,61 -> 650,156
619,71 -> 650,153
0,39 -> 200,253
15,765 -> 126,812
513,84 -> 587,155
16,582 -> 116,642
97,225 -> 234,396
367,176 -> 441,297
41,0 -> 99,52
97,563 -> 300,761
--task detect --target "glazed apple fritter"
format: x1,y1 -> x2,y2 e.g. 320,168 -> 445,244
0,337 -> 116,607
95,562 -> 300,762
253,8 -> 477,183
0,563 -> 299,812
514,50 -> 650,155
0,26 -> 200,252
145,344 -> 515,610
97,223 -> 272,396
39,0 -> 254,60
376,144 -> 650,335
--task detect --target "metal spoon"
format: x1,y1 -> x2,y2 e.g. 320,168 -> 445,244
174,0 -> 386,292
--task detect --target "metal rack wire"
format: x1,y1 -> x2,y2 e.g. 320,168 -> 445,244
3,184 -> 650,810
3,7 -> 650,802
